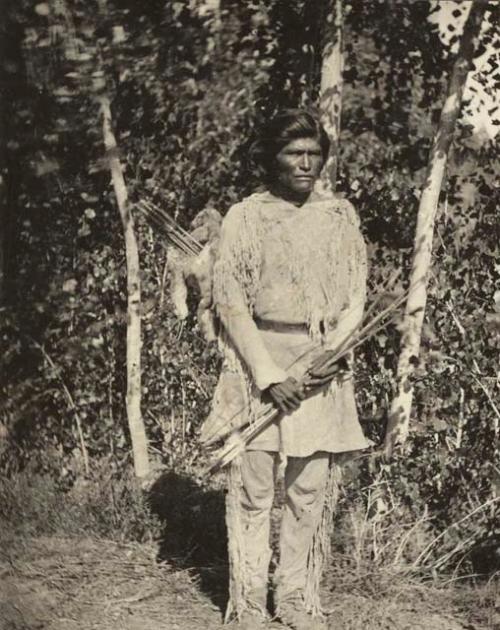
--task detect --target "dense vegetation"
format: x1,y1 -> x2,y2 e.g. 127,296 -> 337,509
1,0 -> 498,582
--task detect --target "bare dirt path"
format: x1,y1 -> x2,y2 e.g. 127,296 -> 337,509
1,536 -> 496,630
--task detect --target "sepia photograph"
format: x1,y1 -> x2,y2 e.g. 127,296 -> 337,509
0,1 -> 498,629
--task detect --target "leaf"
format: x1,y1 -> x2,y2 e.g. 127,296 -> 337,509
494,290 -> 500,312
62,279 -> 78,293
432,418 -> 448,432
35,159 -> 60,177
112,26 -> 126,44
81,193 -> 99,203
34,3 -> 50,16
485,313 -> 500,332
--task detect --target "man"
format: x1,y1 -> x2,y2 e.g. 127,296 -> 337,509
202,109 -> 370,629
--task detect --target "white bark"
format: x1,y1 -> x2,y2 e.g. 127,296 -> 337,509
0,171 -> 5,304
384,2 -> 487,455
319,0 -> 343,193
0,94 -> 5,304
100,96 -> 149,479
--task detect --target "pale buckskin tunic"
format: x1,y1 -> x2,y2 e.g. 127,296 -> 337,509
202,190 -> 370,454
201,190 -> 370,621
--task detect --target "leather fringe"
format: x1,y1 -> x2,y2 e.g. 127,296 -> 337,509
224,456 -> 247,623
304,455 -> 342,616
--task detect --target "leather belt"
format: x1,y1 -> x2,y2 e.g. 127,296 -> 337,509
254,317 -> 309,334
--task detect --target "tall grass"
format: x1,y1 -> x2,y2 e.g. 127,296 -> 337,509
0,459 -> 161,544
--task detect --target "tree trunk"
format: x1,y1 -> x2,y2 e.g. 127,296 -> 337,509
384,2 -> 487,456
319,0 -> 343,193
0,24 -> 7,306
100,96 -> 149,479
0,151 -> 5,305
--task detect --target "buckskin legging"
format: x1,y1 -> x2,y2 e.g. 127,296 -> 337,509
239,449 -> 330,610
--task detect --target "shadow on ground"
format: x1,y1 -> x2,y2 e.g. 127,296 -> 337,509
148,470 -> 228,614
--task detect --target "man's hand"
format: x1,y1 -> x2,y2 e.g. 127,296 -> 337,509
305,353 -> 350,389
266,377 -> 305,413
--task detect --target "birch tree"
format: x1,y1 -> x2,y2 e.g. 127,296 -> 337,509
100,95 -> 149,480
384,1 -> 488,456
50,0 -> 150,478
90,0 -> 150,479
0,167 -> 5,305
0,43 -> 6,306
319,0 -> 343,192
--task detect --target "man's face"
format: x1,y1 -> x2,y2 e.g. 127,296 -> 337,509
274,137 -> 324,197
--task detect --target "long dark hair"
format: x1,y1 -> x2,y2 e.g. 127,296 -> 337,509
250,109 -> 330,183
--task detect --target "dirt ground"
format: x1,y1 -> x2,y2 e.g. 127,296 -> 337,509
1,535 -> 498,630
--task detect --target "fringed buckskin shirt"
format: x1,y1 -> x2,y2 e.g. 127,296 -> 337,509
200,191 -> 371,457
